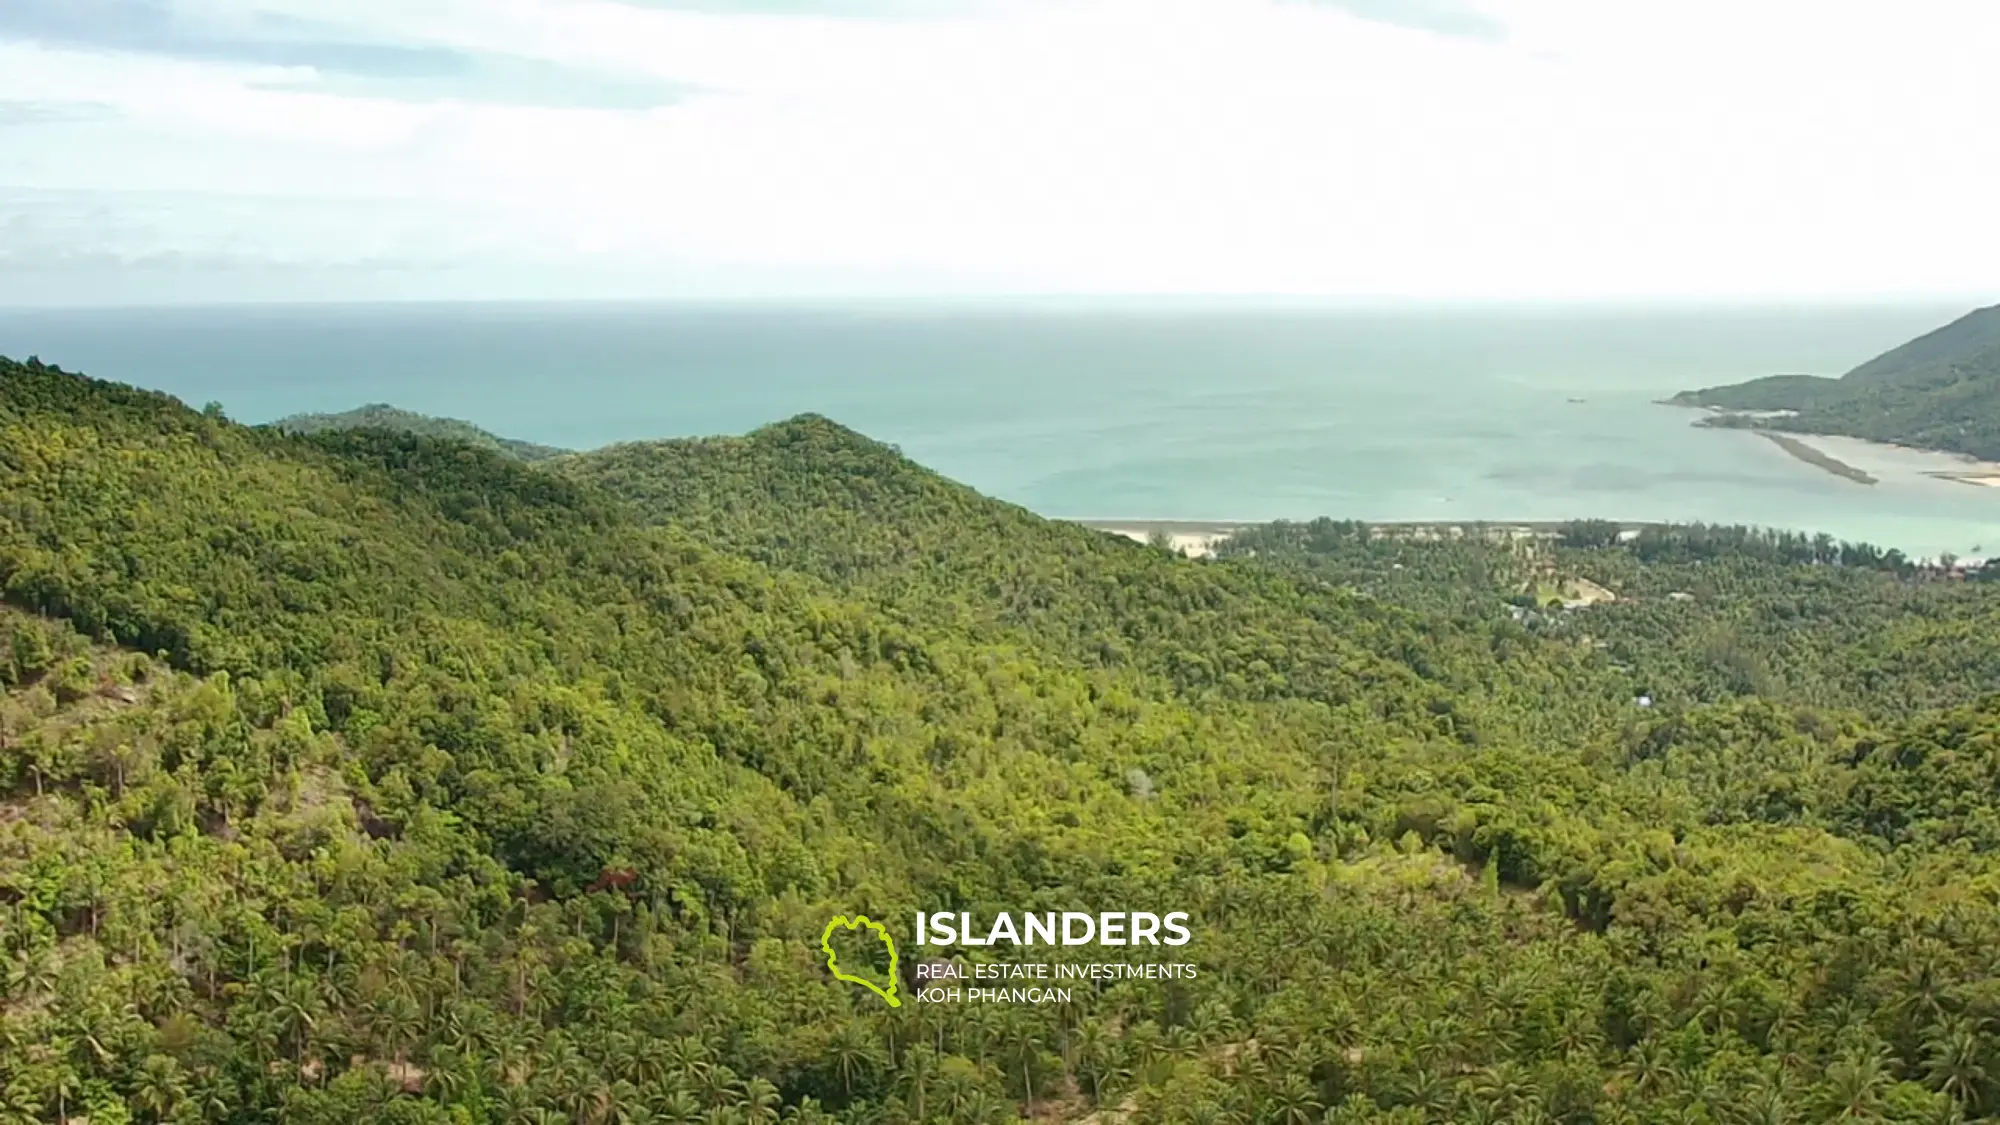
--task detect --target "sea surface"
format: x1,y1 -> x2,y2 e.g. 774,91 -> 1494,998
5,300 -> 1998,558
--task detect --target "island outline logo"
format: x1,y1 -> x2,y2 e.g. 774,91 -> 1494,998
821,914 -> 901,1007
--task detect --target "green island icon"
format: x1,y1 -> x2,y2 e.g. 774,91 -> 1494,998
821,914 -> 901,1007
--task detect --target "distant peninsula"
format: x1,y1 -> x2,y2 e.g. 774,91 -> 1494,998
1667,302 -> 2000,462
271,403 -> 569,462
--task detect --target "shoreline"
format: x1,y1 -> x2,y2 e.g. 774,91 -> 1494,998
1076,518 -> 1634,534
1078,517 -> 1991,569
1077,518 -> 1658,556
1932,472 -> 2000,489
1746,430 -> 2000,490
1660,400 -> 2000,491
1080,522 -> 1243,557
1077,413 -> 2000,560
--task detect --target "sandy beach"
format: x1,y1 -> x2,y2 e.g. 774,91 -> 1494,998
1086,522 -> 1242,557
1761,432 -> 2000,490
1078,518 -> 1624,556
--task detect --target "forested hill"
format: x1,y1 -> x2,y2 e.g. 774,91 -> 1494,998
1670,302 -> 2000,459
9,352 -> 2000,1125
558,414 -> 1091,583
273,402 -> 570,462
557,420 -> 1636,748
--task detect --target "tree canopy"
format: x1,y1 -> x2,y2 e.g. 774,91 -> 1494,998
5,354 -> 2000,1125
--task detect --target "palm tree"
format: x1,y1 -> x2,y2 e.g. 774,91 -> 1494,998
959,1088 -> 999,1125
1128,1019 -> 1172,1082
1554,1012 -> 1604,1061
494,1082 -> 541,1125
190,1069 -> 235,1123
1819,1046 -> 1892,1121
537,1034 -> 590,1114
1470,1062 -> 1539,1117
4,951 -> 57,1002
1765,1017 -> 1812,1078
131,1054 -> 188,1123
1264,1073 -> 1321,1125
1656,1101 -> 1712,1125
369,993 -> 424,1065
936,1058 -> 986,1122
1922,1017 -> 1989,1112
1730,1084 -> 1792,1125
1513,1098 -> 1556,1125
1001,1023 -> 1046,1104
1622,1038 -> 1679,1100
1076,1024 -> 1129,1105
618,1104 -> 661,1125
47,1058 -> 81,1125
1190,1000 -> 1242,1046
1892,942 -> 1953,1028
824,1021 -> 882,1100
654,1089 -> 702,1125
1456,1095 -> 1506,1125
426,1046 -> 473,1104
741,1078 -> 782,1125
488,1022 -> 533,1088
0,1084 -> 42,1125
667,1036 -> 715,1086
783,1097 -> 833,1125
589,1079 -> 641,1124
275,975 -> 323,1068
1396,1065 -> 1452,1118
1691,977 -> 1737,1036
698,1063 -> 744,1109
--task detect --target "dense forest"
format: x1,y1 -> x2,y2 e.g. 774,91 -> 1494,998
1670,303 -> 2000,460
6,354 -> 2000,1125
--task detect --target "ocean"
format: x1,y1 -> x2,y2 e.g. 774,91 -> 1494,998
4,300 -> 1997,558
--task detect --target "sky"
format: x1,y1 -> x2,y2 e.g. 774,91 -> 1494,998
1,0 -> 1997,304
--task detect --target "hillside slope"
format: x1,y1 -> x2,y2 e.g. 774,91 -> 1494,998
5,355 -> 2000,1124
1672,303 -> 2000,459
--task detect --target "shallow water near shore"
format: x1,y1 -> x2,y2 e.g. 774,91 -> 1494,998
4,300 -> 1998,558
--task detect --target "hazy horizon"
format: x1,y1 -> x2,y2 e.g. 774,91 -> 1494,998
7,300 -> 1996,558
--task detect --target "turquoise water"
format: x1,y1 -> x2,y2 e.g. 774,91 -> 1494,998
4,300 -> 1998,557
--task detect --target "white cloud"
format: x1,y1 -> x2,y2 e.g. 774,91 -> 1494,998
2,0 -> 1998,303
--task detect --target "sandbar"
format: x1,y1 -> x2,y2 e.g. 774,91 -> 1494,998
1731,430 -> 2000,492
1758,433 -> 1875,485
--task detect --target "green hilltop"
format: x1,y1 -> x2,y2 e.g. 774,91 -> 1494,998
5,352 -> 2000,1124
1672,302 -> 2000,459
272,401 -> 571,462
